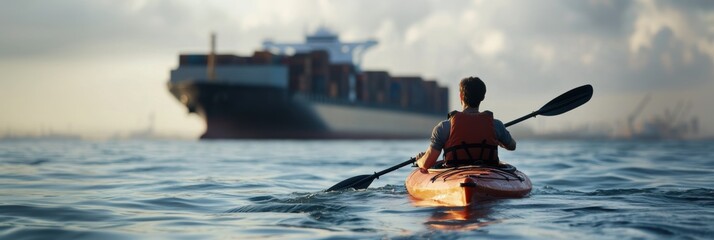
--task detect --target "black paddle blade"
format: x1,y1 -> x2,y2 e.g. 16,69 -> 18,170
538,84 -> 593,116
326,158 -> 416,192
325,174 -> 375,192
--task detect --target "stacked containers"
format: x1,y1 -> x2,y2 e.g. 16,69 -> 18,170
288,53 -> 312,94
423,80 -> 438,113
437,86 -> 449,113
388,78 -> 402,107
358,72 -> 448,113
355,73 -> 366,102
216,55 -> 244,65
361,71 -> 390,104
310,50 -> 330,96
328,64 -> 352,100
177,51 -> 449,113
391,77 -> 426,112
251,51 -> 273,64
179,54 -> 207,66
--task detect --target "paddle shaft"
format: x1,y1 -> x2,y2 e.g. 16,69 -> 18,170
349,158 -> 416,187
374,158 -> 417,177
504,111 -> 537,128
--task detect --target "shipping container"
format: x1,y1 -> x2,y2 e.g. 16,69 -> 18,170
437,86 -> 449,113
179,54 -> 208,66
391,76 -> 425,111
389,80 -> 402,107
423,80 -> 438,113
180,54 -> 256,66
310,50 -> 330,96
328,64 -> 352,100
215,55 -> 237,65
362,71 -> 391,105
287,53 -> 312,93
356,73 -> 366,102
252,51 -> 274,64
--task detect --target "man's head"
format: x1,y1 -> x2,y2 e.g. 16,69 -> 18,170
459,77 -> 486,108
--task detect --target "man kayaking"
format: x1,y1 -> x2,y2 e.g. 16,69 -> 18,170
415,76 -> 516,172
327,81 -> 590,197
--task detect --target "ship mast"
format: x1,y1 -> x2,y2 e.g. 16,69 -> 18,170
207,32 -> 216,81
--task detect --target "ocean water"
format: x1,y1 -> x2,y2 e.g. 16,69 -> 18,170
0,139 -> 712,239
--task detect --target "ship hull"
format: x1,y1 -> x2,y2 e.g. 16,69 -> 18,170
169,81 -> 443,139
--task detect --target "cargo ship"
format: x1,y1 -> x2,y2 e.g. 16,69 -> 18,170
168,28 -> 449,139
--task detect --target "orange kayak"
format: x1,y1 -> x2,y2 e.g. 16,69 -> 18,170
405,163 -> 532,206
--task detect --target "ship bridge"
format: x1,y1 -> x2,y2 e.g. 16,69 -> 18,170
262,27 -> 377,71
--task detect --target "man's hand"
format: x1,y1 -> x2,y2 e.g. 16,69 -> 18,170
415,151 -> 426,160
412,152 -> 424,167
414,152 -> 429,173
415,147 -> 442,174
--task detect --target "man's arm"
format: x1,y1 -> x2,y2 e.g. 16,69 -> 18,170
416,120 -> 449,172
494,119 -> 516,151
501,137 -> 516,151
416,147 -> 442,172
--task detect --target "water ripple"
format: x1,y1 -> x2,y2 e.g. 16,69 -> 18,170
0,204 -> 116,222
1,139 -> 712,239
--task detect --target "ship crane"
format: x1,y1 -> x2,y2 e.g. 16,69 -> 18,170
627,94 -> 651,136
664,100 -> 695,138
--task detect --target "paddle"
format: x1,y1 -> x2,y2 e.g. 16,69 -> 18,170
503,84 -> 593,127
325,84 -> 593,192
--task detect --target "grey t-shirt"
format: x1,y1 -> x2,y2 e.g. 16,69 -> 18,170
429,115 -> 514,151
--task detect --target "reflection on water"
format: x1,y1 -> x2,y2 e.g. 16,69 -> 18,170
426,206 -> 500,231
410,195 -> 501,231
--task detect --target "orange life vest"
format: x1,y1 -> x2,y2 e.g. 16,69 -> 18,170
443,111 -> 499,166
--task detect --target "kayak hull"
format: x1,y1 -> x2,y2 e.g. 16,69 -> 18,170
405,164 -> 532,206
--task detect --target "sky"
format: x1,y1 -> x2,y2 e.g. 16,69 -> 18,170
1,0 -> 713,139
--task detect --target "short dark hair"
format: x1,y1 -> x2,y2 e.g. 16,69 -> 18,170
460,77 -> 486,108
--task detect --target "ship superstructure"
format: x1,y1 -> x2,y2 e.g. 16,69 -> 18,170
263,27 -> 377,69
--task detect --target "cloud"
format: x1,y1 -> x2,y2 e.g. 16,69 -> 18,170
623,0 -> 714,90
0,1 -> 201,57
3,0 -> 709,93
471,31 -> 505,57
